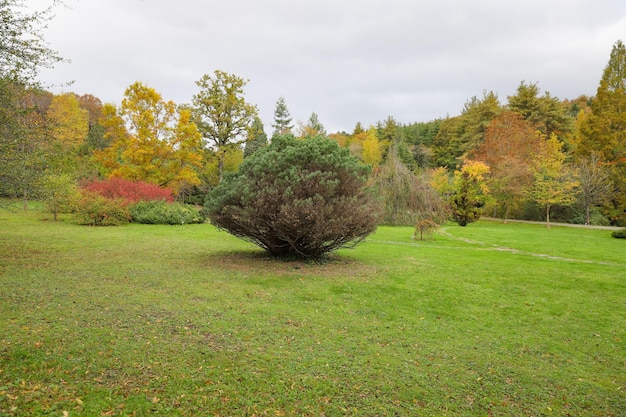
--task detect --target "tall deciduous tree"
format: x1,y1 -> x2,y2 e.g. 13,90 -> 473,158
94,82 -> 203,193
0,0 -> 62,208
578,40 -> 626,225
271,96 -> 293,137
471,111 -> 542,221
191,70 -> 257,183
0,0 -> 62,83
528,134 -> 579,228
46,93 -> 89,148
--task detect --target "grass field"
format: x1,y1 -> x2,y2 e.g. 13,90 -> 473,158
1,203 -> 625,416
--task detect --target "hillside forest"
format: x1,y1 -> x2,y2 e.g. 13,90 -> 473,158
0,1 -> 625,227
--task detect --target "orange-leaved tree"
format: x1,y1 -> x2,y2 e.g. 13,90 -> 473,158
470,111 -> 542,221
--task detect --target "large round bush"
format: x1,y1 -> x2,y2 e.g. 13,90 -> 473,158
204,135 -> 382,258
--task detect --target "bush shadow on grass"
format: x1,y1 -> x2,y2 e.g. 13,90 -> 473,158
201,248 -> 378,279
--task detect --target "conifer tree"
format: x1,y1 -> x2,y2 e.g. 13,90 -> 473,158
244,116 -> 268,158
271,96 -> 293,137
578,40 -> 626,225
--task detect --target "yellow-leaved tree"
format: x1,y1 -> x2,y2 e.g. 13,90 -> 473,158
94,82 -> 203,194
528,134 -> 579,227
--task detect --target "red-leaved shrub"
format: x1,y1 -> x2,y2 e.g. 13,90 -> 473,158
83,178 -> 174,203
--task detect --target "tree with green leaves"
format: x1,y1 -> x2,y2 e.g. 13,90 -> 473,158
0,0 -> 62,208
432,92 -> 502,170
578,40 -> 626,225
271,96 -> 293,137
204,135 -> 382,259
244,116 -> 268,158
528,134 -> 579,228
191,70 -> 258,183
507,81 -> 573,142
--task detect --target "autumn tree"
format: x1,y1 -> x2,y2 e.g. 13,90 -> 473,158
46,93 -> 89,148
299,112 -> 326,138
94,82 -> 203,193
449,160 -> 490,226
353,126 -> 382,166
271,96 -> 293,137
578,40 -> 626,225
528,134 -> 579,228
191,70 -> 257,183
470,111 -> 542,221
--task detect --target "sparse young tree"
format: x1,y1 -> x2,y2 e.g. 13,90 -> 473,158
574,153 -> 614,225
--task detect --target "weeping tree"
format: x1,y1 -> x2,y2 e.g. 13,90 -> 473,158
373,145 -> 448,226
204,135 -> 382,259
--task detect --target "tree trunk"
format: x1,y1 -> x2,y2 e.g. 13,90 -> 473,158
585,204 -> 591,225
546,204 -> 551,228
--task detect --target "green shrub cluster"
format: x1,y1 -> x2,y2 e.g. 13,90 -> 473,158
611,228 -> 626,239
130,200 -> 205,225
75,192 -> 130,226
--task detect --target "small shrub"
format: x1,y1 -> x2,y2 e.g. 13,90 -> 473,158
611,229 -> 626,239
412,219 -> 440,241
75,192 -> 130,226
83,178 -> 174,203
130,200 -> 205,225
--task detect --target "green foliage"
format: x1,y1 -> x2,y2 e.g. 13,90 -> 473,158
130,200 -> 205,225
271,96 -> 293,137
192,70 -> 257,183
41,173 -> 79,221
243,116 -> 268,158
611,228 -> 626,239
75,192 -> 130,226
204,135 -> 382,259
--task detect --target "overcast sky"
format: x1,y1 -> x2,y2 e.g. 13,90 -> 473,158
28,0 -> 626,133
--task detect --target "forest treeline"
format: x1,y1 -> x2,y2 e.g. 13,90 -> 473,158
1,2 -> 625,227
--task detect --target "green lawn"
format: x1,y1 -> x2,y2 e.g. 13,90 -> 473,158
1,204 -> 625,416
